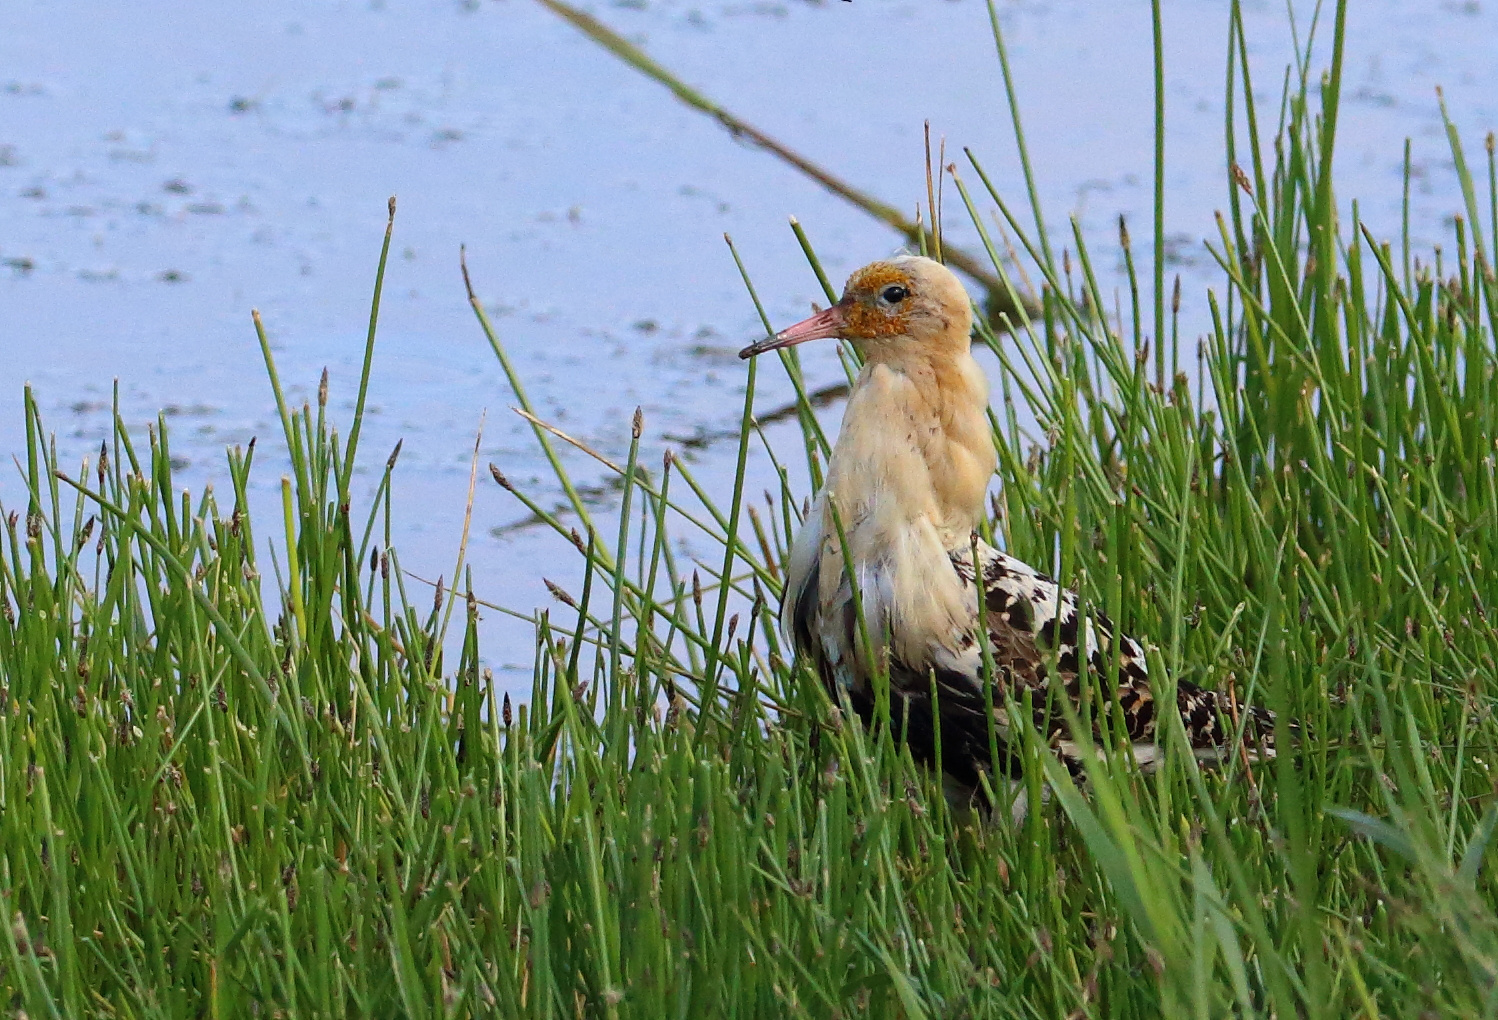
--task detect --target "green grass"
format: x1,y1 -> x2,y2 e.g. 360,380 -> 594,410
5,0 -> 1498,1015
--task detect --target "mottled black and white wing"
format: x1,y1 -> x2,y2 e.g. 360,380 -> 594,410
953,540 -> 1278,772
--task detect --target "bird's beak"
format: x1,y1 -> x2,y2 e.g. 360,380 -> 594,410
738,304 -> 846,360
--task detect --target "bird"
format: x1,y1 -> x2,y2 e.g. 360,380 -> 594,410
739,255 -> 1277,815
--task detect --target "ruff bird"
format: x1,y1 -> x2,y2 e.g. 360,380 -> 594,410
740,255 -> 1275,809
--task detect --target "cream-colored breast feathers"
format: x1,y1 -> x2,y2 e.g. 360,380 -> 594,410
794,344 -> 995,682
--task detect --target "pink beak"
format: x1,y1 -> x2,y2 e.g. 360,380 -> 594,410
738,303 -> 847,360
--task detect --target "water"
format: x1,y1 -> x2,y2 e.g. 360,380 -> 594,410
2,0 -> 1493,692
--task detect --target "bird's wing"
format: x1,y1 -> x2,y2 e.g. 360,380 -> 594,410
779,493 -> 867,695
780,494 -> 825,663
953,541 -> 1277,765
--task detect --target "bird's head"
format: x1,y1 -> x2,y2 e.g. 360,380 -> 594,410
738,256 -> 973,362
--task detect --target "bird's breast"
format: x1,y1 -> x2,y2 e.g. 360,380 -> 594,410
826,359 -> 992,547
811,357 -> 995,672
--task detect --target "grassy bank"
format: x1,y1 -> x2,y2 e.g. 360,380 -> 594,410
5,0 -> 1498,1015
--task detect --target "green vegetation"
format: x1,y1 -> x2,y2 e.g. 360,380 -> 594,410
5,0 -> 1498,1015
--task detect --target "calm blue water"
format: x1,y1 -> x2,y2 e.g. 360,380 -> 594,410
1,0 -> 1494,691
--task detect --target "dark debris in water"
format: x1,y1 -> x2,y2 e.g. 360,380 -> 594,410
491,474 -> 627,536
161,403 -> 218,417
662,380 -> 848,450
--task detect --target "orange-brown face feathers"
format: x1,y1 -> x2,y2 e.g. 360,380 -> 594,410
835,256 -> 974,362
737,254 -> 974,362
840,263 -> 917,340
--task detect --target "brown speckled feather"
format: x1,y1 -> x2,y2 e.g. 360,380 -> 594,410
957,542 -> 1276,767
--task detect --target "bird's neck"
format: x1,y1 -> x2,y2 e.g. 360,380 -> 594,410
826,344 -> 995,551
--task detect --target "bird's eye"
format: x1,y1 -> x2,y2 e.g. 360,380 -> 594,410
881,285 -> 909,304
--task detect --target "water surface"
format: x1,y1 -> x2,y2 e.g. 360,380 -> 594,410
1,0 -> 1493,690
